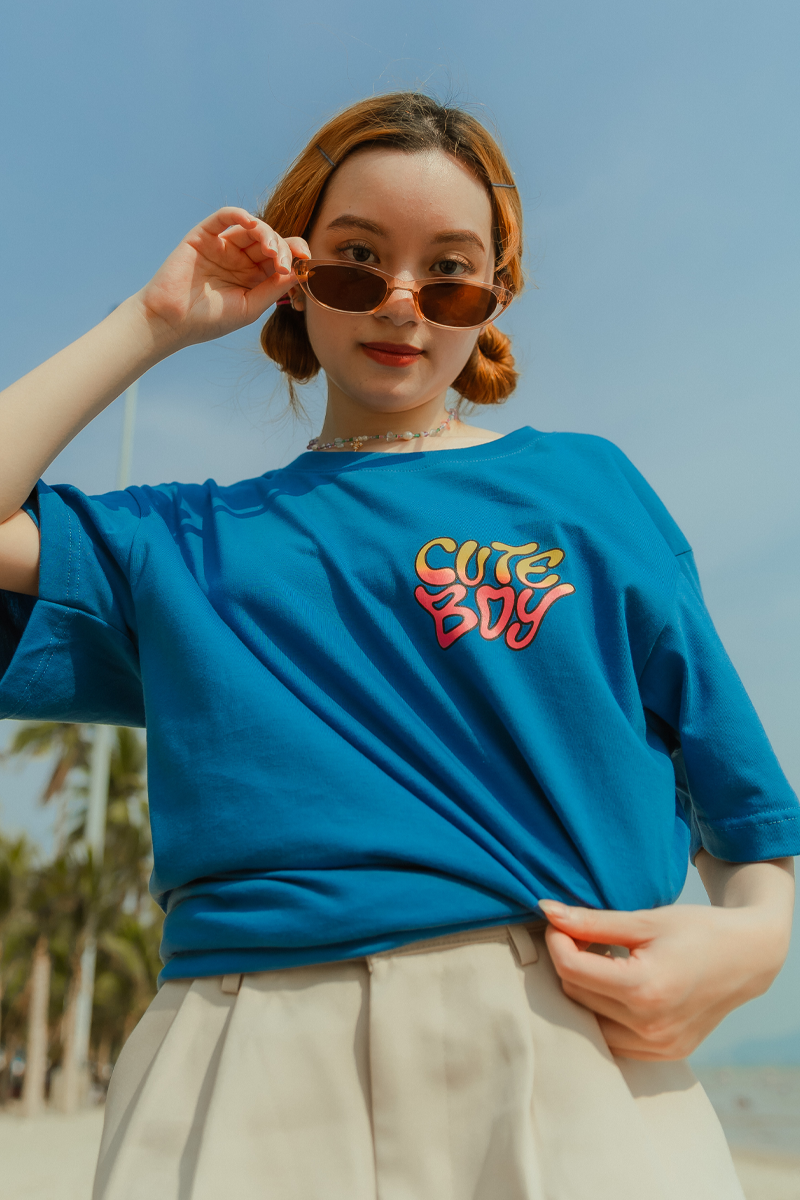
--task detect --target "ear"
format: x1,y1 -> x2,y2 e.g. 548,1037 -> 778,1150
289,286 -> 306,313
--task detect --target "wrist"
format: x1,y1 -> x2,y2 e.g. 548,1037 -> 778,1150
119,291 -> 191,360
695,853 -> 795,994
718,892 -> 793,994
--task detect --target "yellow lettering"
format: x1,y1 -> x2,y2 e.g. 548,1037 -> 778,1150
491,542 -> 540,585
456,540 -> 492,587
515,549 -> 565,585
415,537 -> 457,586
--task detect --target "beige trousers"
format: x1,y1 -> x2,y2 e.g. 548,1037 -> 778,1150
93,923 -> 744,1200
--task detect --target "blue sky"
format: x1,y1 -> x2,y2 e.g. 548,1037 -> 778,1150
1,0 -> 798,1061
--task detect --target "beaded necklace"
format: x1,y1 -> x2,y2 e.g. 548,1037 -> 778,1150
308,410 -> 457,452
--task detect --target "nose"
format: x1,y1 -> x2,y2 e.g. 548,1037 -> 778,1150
378,282 -> 420,326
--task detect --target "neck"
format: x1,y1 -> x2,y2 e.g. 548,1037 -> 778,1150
317,385 -> 453,446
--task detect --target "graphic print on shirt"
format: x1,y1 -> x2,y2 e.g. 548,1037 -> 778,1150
414,537 -> 576,651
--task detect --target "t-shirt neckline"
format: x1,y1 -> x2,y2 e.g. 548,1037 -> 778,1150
282,426 -> 541,474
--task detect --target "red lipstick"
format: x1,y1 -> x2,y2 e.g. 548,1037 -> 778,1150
361,342 -> 424,368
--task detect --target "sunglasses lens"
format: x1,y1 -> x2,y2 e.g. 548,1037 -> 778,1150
305,265 -> 387,313
418,281 -> 500,328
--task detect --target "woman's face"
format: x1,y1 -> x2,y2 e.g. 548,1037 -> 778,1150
297,147 -> 496,416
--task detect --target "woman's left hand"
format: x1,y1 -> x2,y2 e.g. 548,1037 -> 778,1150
539,854 -> 795,1061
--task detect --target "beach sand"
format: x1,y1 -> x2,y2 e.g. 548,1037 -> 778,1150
1,1103 -> 798,1199
732,1149 -> 800,1200
0,1107 -> 104,1200
696,1067 -> 800,1158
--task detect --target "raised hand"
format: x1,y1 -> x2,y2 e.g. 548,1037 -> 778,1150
539,855 -> 794,1060
137,207 -> 310,346
0,207 -> 312,530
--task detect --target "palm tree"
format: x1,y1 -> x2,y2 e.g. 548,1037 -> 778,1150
0,835 -> 78,1110
0,722 -> 162,1109
3,723 -> 89,855
96,911 -> 163,1050
2,724 -> 95,1110
0,833 -> 36,1101
56,726 -> 159,1108
20,935 -> 50,1115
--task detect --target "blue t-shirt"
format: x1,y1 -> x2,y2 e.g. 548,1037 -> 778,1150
1,427 -> 798,980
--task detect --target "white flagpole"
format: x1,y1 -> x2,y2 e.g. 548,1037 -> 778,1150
71,379 -> 139,1103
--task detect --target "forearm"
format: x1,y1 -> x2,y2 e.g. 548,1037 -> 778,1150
0,294 -> 179,522
695,849 -> 795,981
695,848 -> 794,910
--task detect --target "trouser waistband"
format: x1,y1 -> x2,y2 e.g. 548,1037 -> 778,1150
219,921 -> 547,993
366,920 -> 548,970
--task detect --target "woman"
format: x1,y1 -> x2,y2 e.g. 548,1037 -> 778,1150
0,93 -> 797,1200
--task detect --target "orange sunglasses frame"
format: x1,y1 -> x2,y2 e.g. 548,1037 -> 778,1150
292,259 -> 513,330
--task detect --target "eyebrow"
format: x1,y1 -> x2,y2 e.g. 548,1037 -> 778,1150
326,215 -> 487,254
326,216 -> 387,236
431,230 -> 487,253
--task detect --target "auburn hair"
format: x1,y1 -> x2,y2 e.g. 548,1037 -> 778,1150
259,93 -> 523,410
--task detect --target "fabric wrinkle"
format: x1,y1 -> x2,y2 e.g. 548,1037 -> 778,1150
2,431 -> 798,978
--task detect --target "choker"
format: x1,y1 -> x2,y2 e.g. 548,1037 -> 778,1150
308,410 -> 458,452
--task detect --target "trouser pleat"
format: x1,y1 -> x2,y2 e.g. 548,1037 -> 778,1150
94,978 -> 233,1200
368,942 -> 544,1200
187,961 -> 375,1200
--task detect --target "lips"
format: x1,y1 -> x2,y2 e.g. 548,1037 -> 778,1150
361,342 -> 424,368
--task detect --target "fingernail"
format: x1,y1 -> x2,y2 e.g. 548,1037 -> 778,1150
539,899 -> 567,917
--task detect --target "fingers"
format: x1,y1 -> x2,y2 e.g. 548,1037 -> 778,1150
220,228 -> 310,273
239,275 -> 297,323
221,221 -> 294,273
559,972 -> 698,1060
546,924 -> 706,1060
191,209 -> 297,277
595,1017 -> 676,1060
198,207 -> 258,236
286,236 -> 311,262
558,977 -> 639,1027
220,226 -> 292,275
594,1012 -> 698,1060
551,934 -> 684,1030
539,899 -> 655,947
545,924 -> 644,997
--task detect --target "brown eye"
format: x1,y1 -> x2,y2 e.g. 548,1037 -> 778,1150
349,245 -> 372,263
433,258 -> 468,277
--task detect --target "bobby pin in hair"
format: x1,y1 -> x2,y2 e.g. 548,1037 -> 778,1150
490,182 -> 517,188
316,145 -> 337,168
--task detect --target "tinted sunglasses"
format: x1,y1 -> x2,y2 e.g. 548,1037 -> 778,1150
292,259 -> 513,330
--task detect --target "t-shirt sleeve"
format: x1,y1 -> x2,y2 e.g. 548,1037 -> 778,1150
639,569 -> 800,862
0,480 -> 145,726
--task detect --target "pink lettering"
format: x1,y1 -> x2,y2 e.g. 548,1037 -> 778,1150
475,585 -> 516,640
414,584 -> 480,649
505,583 -> 576,651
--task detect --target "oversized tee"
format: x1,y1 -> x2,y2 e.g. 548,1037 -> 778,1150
1,428 -> 798,981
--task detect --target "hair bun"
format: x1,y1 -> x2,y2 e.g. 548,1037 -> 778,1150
260,306 -> 320,411
452,323 -> 518,405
